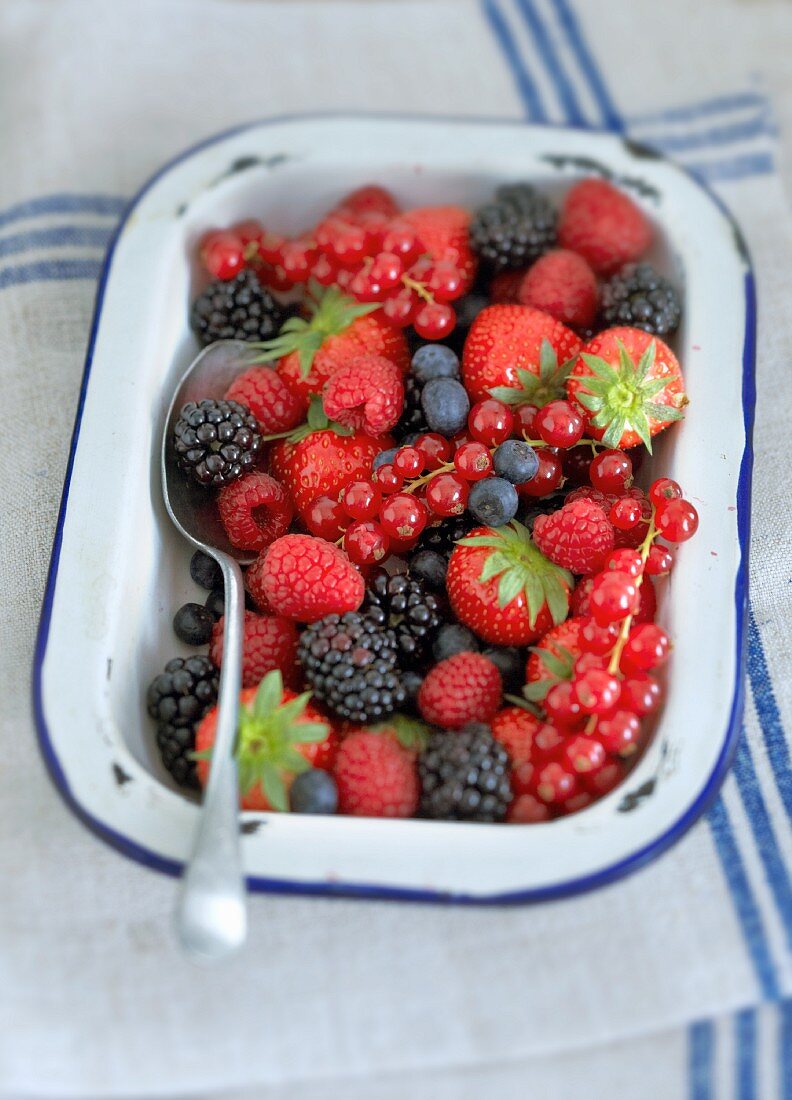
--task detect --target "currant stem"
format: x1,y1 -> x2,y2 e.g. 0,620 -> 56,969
402,461 -> 455,493
401,274 -> 434,304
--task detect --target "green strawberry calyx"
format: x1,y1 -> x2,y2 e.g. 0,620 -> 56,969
576,339 -> 687,452
193,670 -> 329,812
371,714 -> 431,753
489,338 -> 577,408
459,521 -> 573,628
522,644 -> 576,702
260,395 -> 355,445
249,281 -> 380,380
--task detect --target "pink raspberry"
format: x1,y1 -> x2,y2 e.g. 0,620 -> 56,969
518,249 -> 598,329
533,498 -> 615,574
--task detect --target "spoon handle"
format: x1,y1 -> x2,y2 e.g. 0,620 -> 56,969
175,555 -> 247,961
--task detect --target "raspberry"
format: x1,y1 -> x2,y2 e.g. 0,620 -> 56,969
322,354 -> 405,435
518,250 -> 598,329
209,611 -> 300,689
533,498 -> 615,574
417,652 -> 502,729
217,471 -> 293,553
245,550 -> 274,613
225,366 -> 305,434
256,534 -> 366,622
491,706 -> 541,795
333,730 -> 419,817
558,179 -> 652,275
489,268 -> 527,304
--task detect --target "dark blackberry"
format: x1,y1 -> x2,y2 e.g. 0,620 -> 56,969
469,183 -> 557,273
394,375 -> 428,440
414,513 -> 475,560
297,611 -> 406,724
599,263 -> 682,336
173,398 -> 262,487
190,269 -> 285,346
364,570 -> 443,664
419,722 -> 512,822
146,656 -> 219,789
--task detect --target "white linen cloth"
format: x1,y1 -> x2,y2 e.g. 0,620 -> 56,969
2,1 -> 792,1096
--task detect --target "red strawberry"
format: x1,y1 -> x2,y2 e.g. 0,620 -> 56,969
322,354 -> 404,435
195,671 -> 338,811
533,498 -> 615,574
525,618 -> 584,686
417,652 -> 502,729
256,534 -> 365,622
217,471 -> 293,553
518,250 -> 598,330
402,205 -> 478,294
333,184 -> 401,221
269,427 -> 388,516
567,327 -> 687,451
225,366 -> 305,432
251,285 -> 409,406
462,304 -> 582,406
491,706 -> 542,797
572,574 -> 657,623
447,522 -> 573,646
209,611 -> 300,689
333,728 -> 419,817
558,179 -> 652,275
490,268 -> 527,304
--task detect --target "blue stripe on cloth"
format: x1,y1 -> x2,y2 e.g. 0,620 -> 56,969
0,225 -> 113,260
0,194 -> 126,231
735,1008 -> 757,1100
0,258 -> 104,291
686,152 -> 775,183
689,1020 -> 715,1100
640,115 -> 776,155
782,1001 -> 792,1100
513,0 -> 587,126
628,92 -> 768,127
748,610 -> 792,826
732,734 -> 792,952
546,0 -> 622,130
708,796 -> 780,1000
480,0 -> 548,121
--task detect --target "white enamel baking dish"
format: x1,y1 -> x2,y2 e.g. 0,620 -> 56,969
33,115 -> 754,903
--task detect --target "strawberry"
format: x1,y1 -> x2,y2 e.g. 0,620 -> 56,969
209,611 -> 300,690
224,366 -> 305,433
251,284 -> 409,406
567,327 -> 687,451
217,471 -> 293,553
195,670 -> 338,811
333,727 -> 420,817
447,521 -> 573,646
558,178 -> 652,275
462,305 -> 582,406
322,354 -> 404,435
522,617 -> 584,707
256,533 -> 365,621
269,426 -> 388,516
491,706 -> 542,796
402,205 -> 478,295
518,249 -> 598,330
417,652 -> 502,729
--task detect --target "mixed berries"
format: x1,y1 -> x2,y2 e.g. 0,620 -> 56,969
149,174 -> 698,824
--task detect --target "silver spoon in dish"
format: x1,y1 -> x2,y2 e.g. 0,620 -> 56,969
161,339 -> 255,961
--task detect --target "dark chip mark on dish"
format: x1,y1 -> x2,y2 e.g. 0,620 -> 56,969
113,762 -> 133,787
540,154 -> 660,201
617,778 -> 656,813
240,820 -> 264,835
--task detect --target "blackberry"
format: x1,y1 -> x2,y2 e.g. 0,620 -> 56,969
364,570 -> 443,664
469,183 -> 557,273
173,398 -> 262,487
394,375 -> 428,440
297,611 -> 406,724
599,263 -> 682,336
190,269 -> 285,346
414,513 -> 475,560
146,656 -> 219,789
419,722 -> 512,822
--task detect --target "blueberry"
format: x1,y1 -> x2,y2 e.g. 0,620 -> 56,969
409,549 -> 448,589
190,550 -> 222,591
411,344 -> 460,383
289,769 -> 338,815
433,623 -> 480,662
421,378 -> 470,436
481,646 -> 524,693
493,440 -> 539,484
467,477 -> 519,527
373,448 -> 398,471
204,588 -> 225,621
173,602 -> 215,646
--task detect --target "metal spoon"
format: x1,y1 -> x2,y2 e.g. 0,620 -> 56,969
161,339 -> 255,961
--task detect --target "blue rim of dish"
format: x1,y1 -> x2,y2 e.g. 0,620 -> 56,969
31,112 -> 755,905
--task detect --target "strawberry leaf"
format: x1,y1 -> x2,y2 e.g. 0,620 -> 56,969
254,670 -> 283,719
530,645 -> 574,680
523,679 -> 555,702
376,715 -> 431,752
487,340 -> 576,409
261,765 -> 288,813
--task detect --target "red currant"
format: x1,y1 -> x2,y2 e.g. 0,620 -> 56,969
415,433 -> 451,470
590,449 -> 633,494
451,430 -> 474,452
619,673 -> 662,716
514,404 -> 540,438
425,472 -> 469,516
558,791 -> 594,816
379,493 -> 429,540
535,400 -> 585,449
349,268 -> 382,303
304,495 -> 348,540
232,219 -> 264,247
544,681 -> 585,729
649,477 -> 682,507
572,668 -> 622,714
579,617 -> 620,656
535,761 -> 580,805
595,710 -> 642,757
609,497 -> 643,531
344,521 -> 390,564
373,463 -> 404,494
645,544 -> 674,576
589,571 -> 639,625
533,723 -> 566,762
311,253 -> 339,286
258,231 -> 286,264
413,301 -> 456,341
393,446 -> 424,478
341,479 -> 382,521
562,735 -> 607,775
316,218 -> 369,268
469,400 -> 514,446
582,758 -> 626,796
369,251 -> 403,290
381,223 -> 422,264
655,499 -> 699,543
200,230 -> 245,279
507,793 -> 552,824
603,549 -> 643,577
621,623 -> 670,673
428,261 -> 465,302
279,239 -> 317,282
562,444 -> 593,486
383,289 -> 418,327
454,441 -> 493,481
517,448 -> 563,497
